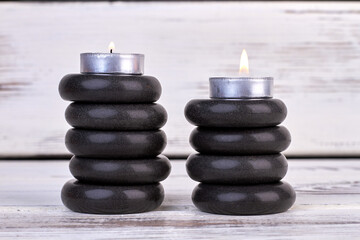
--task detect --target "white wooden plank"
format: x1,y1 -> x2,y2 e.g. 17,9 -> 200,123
0,160 -> 360,239
1,2 -> 360,156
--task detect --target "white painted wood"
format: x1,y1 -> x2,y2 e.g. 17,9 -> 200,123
0,159 -> 360,239
1,2 -> 360,156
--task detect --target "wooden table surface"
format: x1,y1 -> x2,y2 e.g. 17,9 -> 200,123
0,159 -> 359,239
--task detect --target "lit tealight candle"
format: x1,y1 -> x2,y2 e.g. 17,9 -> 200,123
80,42 -> 144,74
209,49 -> 273,99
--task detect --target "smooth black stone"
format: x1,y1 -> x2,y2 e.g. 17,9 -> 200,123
61,180 -> 164,214
190,126 -> 291,155
65,129 -> 166,158
65,103 -> 167,130
59,74 -> 161,103
185,99 -> 287,128
70,155 -> 171,184
186,153 -> 288,184
192,182 -> 296,215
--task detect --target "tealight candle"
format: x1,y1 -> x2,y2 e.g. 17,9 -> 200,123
80,42 -> 144,74
59,42 -> 161,103
209,49 -> 273,99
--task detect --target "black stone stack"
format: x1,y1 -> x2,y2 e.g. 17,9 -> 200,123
59,74 -> 171,214
185,99 -> 296,215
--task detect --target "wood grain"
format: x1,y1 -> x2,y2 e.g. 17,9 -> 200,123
0,2 -> 360,156
0,159 -> 360,239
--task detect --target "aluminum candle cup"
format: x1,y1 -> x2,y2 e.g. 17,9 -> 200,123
80,53 -> 144,74
209,77 -> 274,99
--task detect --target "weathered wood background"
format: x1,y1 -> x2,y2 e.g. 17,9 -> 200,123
0,159 -> 360,238
0,2 -> 360,157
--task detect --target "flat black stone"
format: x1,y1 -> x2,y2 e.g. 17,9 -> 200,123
186,153 -> 287,184
59,74 -> 161,103
70,155 -> 171,184
61,180 -> 164,214
192,182 -> 296,215
190,126 -> 291,155
65,129 -> 166,158
65,103 -> 167,130
185,99 -> 287,128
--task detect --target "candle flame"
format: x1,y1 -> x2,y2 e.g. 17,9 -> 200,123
239,49 -> 249,74
108,41 -> 115,53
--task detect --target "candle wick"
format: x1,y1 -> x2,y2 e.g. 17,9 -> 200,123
110,49 -> 113,53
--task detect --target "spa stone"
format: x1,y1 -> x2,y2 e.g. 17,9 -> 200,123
65,129 -> 166,158
190,126 -> 291,155
70,155 -> 171,184
192,182 -> 296,215
59,74 -> 161,103
61,180 -> 164,214
185,99 -> 287,128
186,153 -> 288,184
65,103 -> 167,130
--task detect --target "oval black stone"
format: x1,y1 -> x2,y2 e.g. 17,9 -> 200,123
59,74 -> 161,103
185,99 -> 287,128
65,129 -> 166,158
65,103 -> 167,130
186,153 -> 287,184
192,182 -> 296,215
190,126 -> 291,155
70,155 -> 171,184
61,180 -> 164,214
